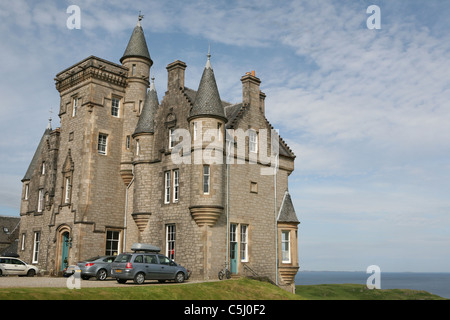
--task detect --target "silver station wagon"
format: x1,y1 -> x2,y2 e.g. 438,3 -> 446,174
111,243 -> 190,284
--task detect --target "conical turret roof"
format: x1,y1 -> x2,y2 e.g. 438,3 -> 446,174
133,77 -> 159,136
188,51 -> 226,122
120,18 -> 152,65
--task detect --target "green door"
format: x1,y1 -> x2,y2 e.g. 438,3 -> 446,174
230,224 -> 237,274
61,232 -> 70,271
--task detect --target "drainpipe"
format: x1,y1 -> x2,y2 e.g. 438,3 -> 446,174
226,137 -> 232,270
123,165 -> 135,253
274,154 -> 279,286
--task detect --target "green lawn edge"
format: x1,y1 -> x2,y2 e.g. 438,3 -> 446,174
0,278 -> 446,300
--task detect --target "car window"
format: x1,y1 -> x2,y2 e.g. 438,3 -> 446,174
114,254 -> 131,263
104,257 -> 115,263
134,255 -> 143,263
0,258 -> 9,264
158,255 -> 170,265
12,259 -> 25,265
144,255 -> 157,264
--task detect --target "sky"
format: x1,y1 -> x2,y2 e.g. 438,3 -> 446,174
0,0 -> 449,273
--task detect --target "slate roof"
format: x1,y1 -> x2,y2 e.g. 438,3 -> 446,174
133,78 -> 159,136
0,216 -> 20,246
22,128 -> 51,181
188,55 -> 227,122
120,21 -> 152,64
277,191 -> 299,224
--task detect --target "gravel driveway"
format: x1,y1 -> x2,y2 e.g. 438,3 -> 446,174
0,276 -> 199,288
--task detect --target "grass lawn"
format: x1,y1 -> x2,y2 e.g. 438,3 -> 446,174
0,278 -> 446,300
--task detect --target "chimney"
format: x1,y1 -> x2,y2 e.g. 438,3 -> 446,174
166,60 -> 187,91
241,70 -> 263,113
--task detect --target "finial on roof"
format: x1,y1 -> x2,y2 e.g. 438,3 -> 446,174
47,107 -> 53,130
206,42 -> 212,69
137,11 -> 144,27
150,76 -> 156,91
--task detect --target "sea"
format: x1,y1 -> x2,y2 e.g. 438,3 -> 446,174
295,271 -> 450,299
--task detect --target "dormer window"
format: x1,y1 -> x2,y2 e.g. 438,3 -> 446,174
169,128 -> 176,149
249,129 -> 258,153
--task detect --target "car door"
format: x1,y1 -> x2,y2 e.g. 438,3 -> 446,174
144,254 -> 161,280
157,254 -> 177,280
11,259 -> 27,275
0,258 -> 12,275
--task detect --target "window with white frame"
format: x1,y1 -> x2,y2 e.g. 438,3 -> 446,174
24,183 -> 29,200
169,128 -> 176,149
173,169 -> 179,202
281,231 -> 291,263
21,233 -> 26,251
41,162 -> 46,175
217,123 -> 222,141
72,97 -> 78,117
164,171 -> 171,204
105,230 -> 120,256
126,135 -> 131,150
136,139 -> 140,156
240,225 -> 248,262
37,189 -> 44,212
111,98 -> 120,117
203,165 -> 210,194
32,232 -> 40,263
64,177 -> 71,204
166,224 -> 176,260
249,129 -> 258,153
193,122 -> 198,141
98,133 -> 108,155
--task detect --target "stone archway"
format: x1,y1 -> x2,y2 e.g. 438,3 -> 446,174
55,225 -> 71,275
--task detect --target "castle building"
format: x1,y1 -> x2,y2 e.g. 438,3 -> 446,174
18,18 -> 299,292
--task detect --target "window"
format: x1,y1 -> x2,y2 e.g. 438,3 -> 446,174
250,181 -> 258,194
240,225 -> 248,262
105,230 -> 120,256
98,133 -> 108,155
126,135 -> 131,150
164,169 -> 180,204
37,189 -> 44,212
193,122 -> 198,141
111,98 -> 120,117
203,165 -> 210,194
41,162 -> 46,175
249,130 -> 258,153
166,224 -> 176,260
72,98 -> 78,117
173,169 -> 179,202
217,123 -> 222,141
132,64 -> 136,76
32,232 -> 40,263
169,128 -> 176,149
136,139 -> 140,156
24,183 -> 29,200
64,177 -> 71,204
164,171 -> 171,204
21,233 -> 26,251
139,100 -> 143,114
281,231 -> 291,263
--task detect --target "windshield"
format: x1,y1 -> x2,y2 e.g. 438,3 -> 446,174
114,254 -> 132,263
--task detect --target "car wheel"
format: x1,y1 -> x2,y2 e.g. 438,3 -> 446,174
96,269 -> 107,281
116,278 -> 127,284
27,269 -> 36,277
175,272 -> 185,283
133,272 -> 145,284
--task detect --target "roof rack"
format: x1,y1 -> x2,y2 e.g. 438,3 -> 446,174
130,243 -> 161,253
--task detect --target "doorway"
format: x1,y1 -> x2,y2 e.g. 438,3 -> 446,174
230,224 -> 237,274
60,232 -> 70,271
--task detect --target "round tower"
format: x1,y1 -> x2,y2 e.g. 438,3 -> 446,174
120,16 -> 153,185
130,77 -> 159,237
187,51 -> 227,227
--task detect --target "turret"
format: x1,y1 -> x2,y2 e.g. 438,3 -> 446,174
188,51 -> 227,227
131,77 -> 159,236
120,16 -> 153,185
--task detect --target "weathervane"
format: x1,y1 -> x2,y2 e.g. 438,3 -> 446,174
138,11 -> 144,21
